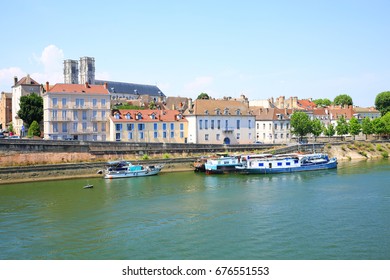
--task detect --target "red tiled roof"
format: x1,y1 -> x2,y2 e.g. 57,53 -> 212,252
297,99 -> 316,109
48,83 -> 109,95
15,75 -> 40,86
110,109 -> 187,122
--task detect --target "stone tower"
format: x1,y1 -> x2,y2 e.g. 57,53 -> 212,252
79,56 -> 95,84
63,59 -> 79,84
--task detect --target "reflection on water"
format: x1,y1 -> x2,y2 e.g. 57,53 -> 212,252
0,160 -> 389,260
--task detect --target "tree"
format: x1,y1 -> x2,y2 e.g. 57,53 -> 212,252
372,117 -> 386,136
313,98 -> 332,107
334,94 -> 353,107
323,123 -> 336,138
17,93 -> 43,127
375,91 -> 390,116
290,111 -> 312,142
348,116 -> 361,140
361,117 -> 374,140
197,92 -> 210,100
311,118 -> 324,141
27,120 -> 41,137
336,115 -> 349,136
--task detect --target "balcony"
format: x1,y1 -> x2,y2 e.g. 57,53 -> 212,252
222,127 -> 235,133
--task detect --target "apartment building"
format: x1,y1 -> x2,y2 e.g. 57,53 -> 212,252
184,98 -> 255,144
108,109 -> 187,143
43,82 -> 110,141
0,91 -> 12,130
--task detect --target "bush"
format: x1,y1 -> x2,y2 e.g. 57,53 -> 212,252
141,154 -> 150,160
376,144 -> 383,152
163,153 -> 170,159
382,151 -> 389,159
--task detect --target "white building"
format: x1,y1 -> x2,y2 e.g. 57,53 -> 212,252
184,99 -> 255,144
11,75 -> 42,136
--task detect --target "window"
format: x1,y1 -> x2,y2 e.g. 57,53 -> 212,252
52,110 -> 57,120
101,123 -> 106,132
259,163 -> 264,167
139,132 -> 144,140
163,123 -> 167,130
53,123 -> 58,133
180,123 -> 184,130
211,120 -> 214,129
102,111 -> 106,119
205,134 -> 209,141
116,133 -> 121,141
286,123 -> 290,129
82,111 -> 87,120
62,98 -> 67,107
217,120 -> 221,129
127,124 -> 133,131
93,135 -> 97,141
274,124 -> 278,129
154,123 -> 158,130
216,134 -> 220,141
248,119 -> 252,129
263,123 -> 265,129
138,124 -> 145,131
73,123 -> 77,132
225,120 -> 229,130
128,132 -> 133,140
92,111 -> 97,119
62,110 -> 67,120
180,131 -> 184,138
237,133 -> 240,139
249,133 -> 252,139
170,123 -> 174,130
73,111 -> 78,121
280,123 -> 284,130
170,131 -> 174,138
277,162 -> 282,166
93,123 -> 98,132
52,98 -> 58,107
125,113 -> 131,120
92,99 -> 97,107
274,133 -> 278,139
205,120 -> 208,129
286,162 -> 291,166
62,123 -> 67,133
82,122 -> 87,132
269,123 -> 271,129
154,131 -> 158,138
257,123 -> 259,129
101,99 -> 106,107
163,131 -> 167,138
281,133 -> 284,139
199,119 -> 203,130
236,109 -> 241,115
236,120 -> 240,129
116,124 -> 122,131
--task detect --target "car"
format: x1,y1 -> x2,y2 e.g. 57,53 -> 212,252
6,135 -> 21,139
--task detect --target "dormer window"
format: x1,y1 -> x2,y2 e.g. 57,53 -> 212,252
224,108 -> 229,115
204,110 -> 209,115
114,113 -> 120,119
125,113 -> 131,120
215,108 -> 221,115
150,113 -> 156,120
135,112 -> 142,120
235,109 -> 241,115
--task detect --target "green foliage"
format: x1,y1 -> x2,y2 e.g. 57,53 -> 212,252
311,118 -> 324,140
27,120 -> 41,137
372,117 -> 386,135
17,93 -> 43,126
375,91 -> 390,116
348,116 -> 361,139
115,104 -> 143,110
313,98 -> 332,107
323,123 -> 336,137
141,154 -> 150,160
148,101 -> 157,109
197,92 -> 210,100
290,111 -> 312,141
163,153 -> 170,159
336,115 -> 349,136
361,117 -> 374,138
376,144 -> 383,152
334,94 -> 353,106
382,151 -> 389,159
8,123 -> 14,133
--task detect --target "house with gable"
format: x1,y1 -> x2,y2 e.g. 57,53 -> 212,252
251,107 -> 292,144
108,109 -> 187,143
43,82 -> 110,141
184,98 -> 255,144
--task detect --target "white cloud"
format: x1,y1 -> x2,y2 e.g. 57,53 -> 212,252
0,67 -> 25,90
31,45 -> 64,84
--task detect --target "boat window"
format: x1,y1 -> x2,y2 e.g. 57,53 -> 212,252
259,163 -> 264,167
277,162 -> 282,166
294,160 -> 298,164
286,162 -> 291,166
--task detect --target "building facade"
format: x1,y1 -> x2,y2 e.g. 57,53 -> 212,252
108,109 -> 188,143
11,75 -> 42,136
43,82 -> 110,141
0,91 -> 12,130
184,99 -> 256,144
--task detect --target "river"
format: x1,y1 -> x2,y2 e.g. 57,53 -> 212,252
0,160 -> 389,260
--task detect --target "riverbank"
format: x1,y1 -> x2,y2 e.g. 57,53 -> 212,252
0,141 -> 389,185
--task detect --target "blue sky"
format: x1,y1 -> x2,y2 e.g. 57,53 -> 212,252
1,0 -> 389,107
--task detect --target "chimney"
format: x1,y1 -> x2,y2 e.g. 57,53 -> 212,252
46,82 -> 50,92
14,76 -> 18,86
85,82 -> 89,88
103,82 -> 108,89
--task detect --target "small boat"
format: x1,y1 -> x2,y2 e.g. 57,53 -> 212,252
103,161 -> 164,179
194,156 -> 208,172
83,184 -> 93,189
235,153 -> 337,174
204,154 -> 243,174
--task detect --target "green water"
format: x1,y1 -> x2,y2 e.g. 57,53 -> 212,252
0,160 -> 389,260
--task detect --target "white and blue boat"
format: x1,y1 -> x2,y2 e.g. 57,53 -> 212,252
103,161 -> 163,179
235,153 -> 337,174
204,154 -> 243,174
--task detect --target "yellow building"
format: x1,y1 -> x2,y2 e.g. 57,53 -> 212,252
43,82 -> 110,141
109,109 -> 188,143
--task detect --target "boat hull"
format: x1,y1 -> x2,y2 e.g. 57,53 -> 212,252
104,167 -> 162,179
236,160 -> 337,174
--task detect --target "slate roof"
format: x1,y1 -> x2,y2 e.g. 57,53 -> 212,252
95,80 -> 165,97
185,99 -> 251,116
14,75 -> 40,87
250,107 -> 291,121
